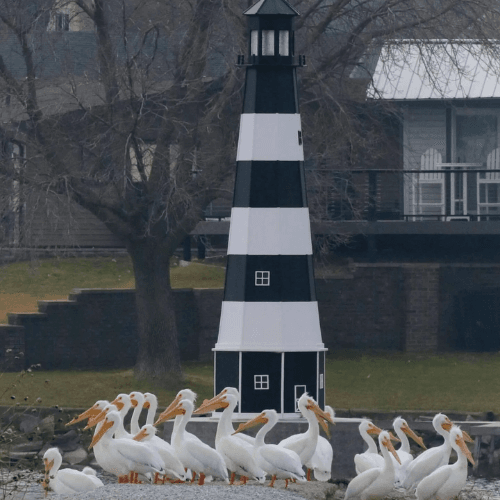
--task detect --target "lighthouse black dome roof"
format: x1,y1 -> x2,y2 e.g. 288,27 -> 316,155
244,0 -> 299,16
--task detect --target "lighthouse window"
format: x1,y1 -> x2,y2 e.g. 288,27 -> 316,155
255,271 -> 270,286
250,30 -> 258,55
279,31 -> 289,56
254,375 -> 269,390
262,30 -> 275,56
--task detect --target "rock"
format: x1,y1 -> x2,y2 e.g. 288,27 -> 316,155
19,414 -> 41,433
49,429 -> 80,452
10,441 -> 44,454
36,415 -> 55,441
63,446 -> 88,465
179,260 -> 190,267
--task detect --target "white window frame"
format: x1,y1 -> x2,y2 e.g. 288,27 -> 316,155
254,374 -> 269,390
294,385 -> 306,412
255,271 -> 270,286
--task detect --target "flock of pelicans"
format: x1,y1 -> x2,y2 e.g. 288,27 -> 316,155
41,387 -> 475,499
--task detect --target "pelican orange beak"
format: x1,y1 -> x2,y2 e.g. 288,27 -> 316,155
44,458 -> 54,473
66,404 -> 101,426
306,400 -> 335,425
193,393 -> 229,415
84,408 -> 109,430
462,430 -> 474,443
318,415 -> 331,438
232,412 -> 268,435
442,417 -> 453,432
154,401 -> 186,426
110,397 -> 125,411
388,431 -> 401,443
367,423 -> 383,436
382,435 -> 401,465
143,401 -> 151,409
133,428 -> 149,442
89,418 -> 114,449
456,434 -> 475,466
402,423 -> 427,449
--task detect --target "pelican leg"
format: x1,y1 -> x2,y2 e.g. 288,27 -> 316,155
229,472 -> 236,485
268,475 -> 276,488
198,473 -> 206,486
190,472 -> 198,483
241,476 -> 248,485
118,474 -> 129,483
154,472 -> 160,484
285,479 -> 290,488
307,468 -> 312,481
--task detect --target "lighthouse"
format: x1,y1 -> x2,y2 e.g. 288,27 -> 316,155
213,0 -> 326,417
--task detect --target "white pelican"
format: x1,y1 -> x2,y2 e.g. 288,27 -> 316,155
81,467 -> 104,488
193,392 -> 266,484
306,405 -> 334,481
354,420 -> 384,474
416,426 -> 474,500
402,413 -> 453,491
233,409 -> 307,488
391,416 -> 427,484
199,387 -> 256,446
155,398 -> 229,485
278,393 -> 335,474
89,410 -> 166,483
42,448 -> 103,496
345,430 -> 401,500
133,424 -> 189,482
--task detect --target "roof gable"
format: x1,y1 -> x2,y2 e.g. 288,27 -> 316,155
244,0 -> 299,16
368,41 -> 500,100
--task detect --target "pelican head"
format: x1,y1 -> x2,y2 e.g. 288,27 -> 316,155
433,413 -> 453,434
393,416 -> 427,449
154,398 -> 193,426
88,411 -> 120,449
380,430 -> 401,465
450,426 -> 474,466
43,447 -> 62,473
66,400 -> 109,426
143,392 -> 157,410
109,393 -> 132,412
129,391 -> 145,408
133,424 -> 157,442
360,419 -> 383,436
232,409 -> 278,435
84,403 -> 119,430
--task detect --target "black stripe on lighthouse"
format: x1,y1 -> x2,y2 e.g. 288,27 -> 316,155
234,161 -> 307,207
224,254 -> 315,301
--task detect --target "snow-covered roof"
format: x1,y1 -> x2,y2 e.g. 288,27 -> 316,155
368,40 -> 500,100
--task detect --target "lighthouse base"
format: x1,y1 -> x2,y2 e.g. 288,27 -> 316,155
214,350 -> 326,415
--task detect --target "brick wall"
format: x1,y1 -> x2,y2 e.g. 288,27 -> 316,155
3,263 -> 500,371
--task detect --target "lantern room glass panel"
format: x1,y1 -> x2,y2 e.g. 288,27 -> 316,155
279,31 -> 289,56
262,30 -> 275,55
251,30 -> 258,55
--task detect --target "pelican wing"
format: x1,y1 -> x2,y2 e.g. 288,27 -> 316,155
354,452 -> 384,474
184,439 -> 227,479
345,468 -> 380,499
114,440 -> 164,473
218,436 -> 265,479
57,469 -> 101,493
415,466 -> 453,500
403,446 -> 446,489
260,445 -> 304,477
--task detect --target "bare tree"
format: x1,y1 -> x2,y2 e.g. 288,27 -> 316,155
0,0 -> 497,385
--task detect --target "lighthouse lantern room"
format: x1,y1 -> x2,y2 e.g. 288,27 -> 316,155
213,0 -> 326,417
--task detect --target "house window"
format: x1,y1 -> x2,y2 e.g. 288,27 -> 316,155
254,375 -> 269,390
294,385 -> 306,411
255,271 -> 270,286
250,30 -> 258,56
55,12 -> 70,31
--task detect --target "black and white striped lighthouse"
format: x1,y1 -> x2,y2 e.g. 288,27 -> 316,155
213,0 -> 326,417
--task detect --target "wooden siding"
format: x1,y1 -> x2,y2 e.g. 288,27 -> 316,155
403,106 -> 446,213
22,191 -> 124,248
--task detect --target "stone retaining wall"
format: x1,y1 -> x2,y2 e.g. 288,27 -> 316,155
3,263 -> 500,371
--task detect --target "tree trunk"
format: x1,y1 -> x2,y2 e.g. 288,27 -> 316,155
128,238 -> 184,388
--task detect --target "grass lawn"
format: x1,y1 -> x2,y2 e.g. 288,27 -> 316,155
2,353 -> 500,413
0,256 -> 225,324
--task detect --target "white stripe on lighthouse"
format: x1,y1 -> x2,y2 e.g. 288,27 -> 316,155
236,114 -> 304,161
227,207 -> 312,255
215,301 -> 324,351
